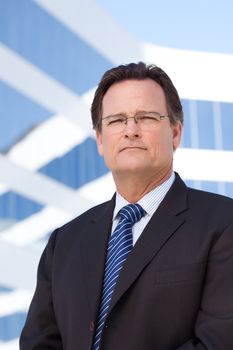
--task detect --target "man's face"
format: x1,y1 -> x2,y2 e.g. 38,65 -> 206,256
96,79 -> 182,180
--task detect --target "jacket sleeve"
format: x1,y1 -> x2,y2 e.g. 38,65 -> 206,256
19,230 -> 62,349
176,220 -> 233,350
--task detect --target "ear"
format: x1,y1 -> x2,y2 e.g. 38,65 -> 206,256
96,130 -> 104,156
172,121 -> 182,151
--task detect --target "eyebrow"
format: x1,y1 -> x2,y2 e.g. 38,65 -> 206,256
103,111 -> 159,118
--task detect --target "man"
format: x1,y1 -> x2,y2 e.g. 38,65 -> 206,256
20,62 -> 233,349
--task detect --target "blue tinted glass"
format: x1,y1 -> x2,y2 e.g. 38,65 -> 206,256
200,181 -> 219,194
183,180 -> 233,198
184,179 -> 194,188
0,0 -> 112,94
184,180 -> 203,190
0,192 -> 43,220
221,102 -> 233,150
184,180 -> 230,197
0,286 -> 12,293
197,101 -> 215,149
0,313 -> 26,341
0,82 -> 51,151
181,99 -> 191,148
39,137 -> 109,189
225,182 -> 233,198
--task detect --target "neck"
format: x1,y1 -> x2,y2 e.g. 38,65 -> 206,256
113,168 -> 173,203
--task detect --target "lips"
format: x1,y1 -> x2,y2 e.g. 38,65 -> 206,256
120,146 -> 146,152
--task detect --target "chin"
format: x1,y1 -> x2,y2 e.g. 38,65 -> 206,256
116,163 -> 149,174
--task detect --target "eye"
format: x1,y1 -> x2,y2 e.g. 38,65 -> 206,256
108,117 -> 125,125
138,115 -> 159,123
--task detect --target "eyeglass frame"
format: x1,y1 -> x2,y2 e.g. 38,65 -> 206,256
100,111 -> 169,132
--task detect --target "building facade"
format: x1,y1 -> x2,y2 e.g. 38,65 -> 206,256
0,0 -> 233,348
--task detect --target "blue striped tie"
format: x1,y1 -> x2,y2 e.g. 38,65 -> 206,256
92,203 -> 145,350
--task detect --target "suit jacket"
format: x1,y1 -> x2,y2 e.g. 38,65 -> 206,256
20,174 -> 233,350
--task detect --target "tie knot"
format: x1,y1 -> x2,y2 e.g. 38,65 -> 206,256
119,203 -> 145,224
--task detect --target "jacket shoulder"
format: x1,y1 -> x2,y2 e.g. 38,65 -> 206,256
59,199 -> 113,232
188,186 -> 233,206
187,186 -> 233,225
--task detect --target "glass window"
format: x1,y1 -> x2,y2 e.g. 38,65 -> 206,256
197,101 -> 215,149
226,182 -> 233,198
181,99 -> 192,148
221,103 -> 233,151
200,180 -> 219,194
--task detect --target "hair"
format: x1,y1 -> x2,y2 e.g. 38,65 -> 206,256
91,62 -> 183,131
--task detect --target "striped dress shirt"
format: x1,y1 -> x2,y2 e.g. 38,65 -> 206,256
112,172 -> 175,245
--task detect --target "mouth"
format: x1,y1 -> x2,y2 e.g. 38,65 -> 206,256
120,146 -> 146,152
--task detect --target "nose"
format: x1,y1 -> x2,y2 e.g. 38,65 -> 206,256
123,117 -> 141,139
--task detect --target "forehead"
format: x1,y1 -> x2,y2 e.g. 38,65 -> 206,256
102,79 -> 168,116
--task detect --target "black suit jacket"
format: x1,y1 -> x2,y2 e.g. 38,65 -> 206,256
20,174 -> 233,350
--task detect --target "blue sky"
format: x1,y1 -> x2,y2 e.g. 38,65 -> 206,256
98,0 -> 233,54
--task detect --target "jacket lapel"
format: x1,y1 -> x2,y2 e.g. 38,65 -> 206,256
80,195 -> 115,320
108,174 -> 189,314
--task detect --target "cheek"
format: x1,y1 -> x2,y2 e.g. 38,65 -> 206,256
96,133 -> 114,158
151,134 -> 174,158
99,137 -> 117,165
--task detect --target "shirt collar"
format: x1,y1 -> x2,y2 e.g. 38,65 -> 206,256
113,172 -> 175,221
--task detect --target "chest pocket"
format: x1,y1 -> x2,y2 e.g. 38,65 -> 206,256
155,262 -> 207,284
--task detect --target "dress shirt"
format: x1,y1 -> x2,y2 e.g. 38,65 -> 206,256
112,172 -> 175,245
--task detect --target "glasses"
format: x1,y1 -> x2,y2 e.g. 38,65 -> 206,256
101,112 -> 168,133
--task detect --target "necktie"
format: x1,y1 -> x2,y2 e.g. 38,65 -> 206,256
92,203 -> 145,350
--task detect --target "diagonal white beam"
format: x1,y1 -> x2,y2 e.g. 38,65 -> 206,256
0,153 -> 94,215
0,112 -> 94,197
0,172 -> 114,247
0,173 -> 113,249
0,240 -> 41,290
33,0 -> 142,64
0,289 -> 33,317
0,206 -> 73,247
0,340 -> 20,350
0,44 -> 93,131
7,115 -> 91,171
